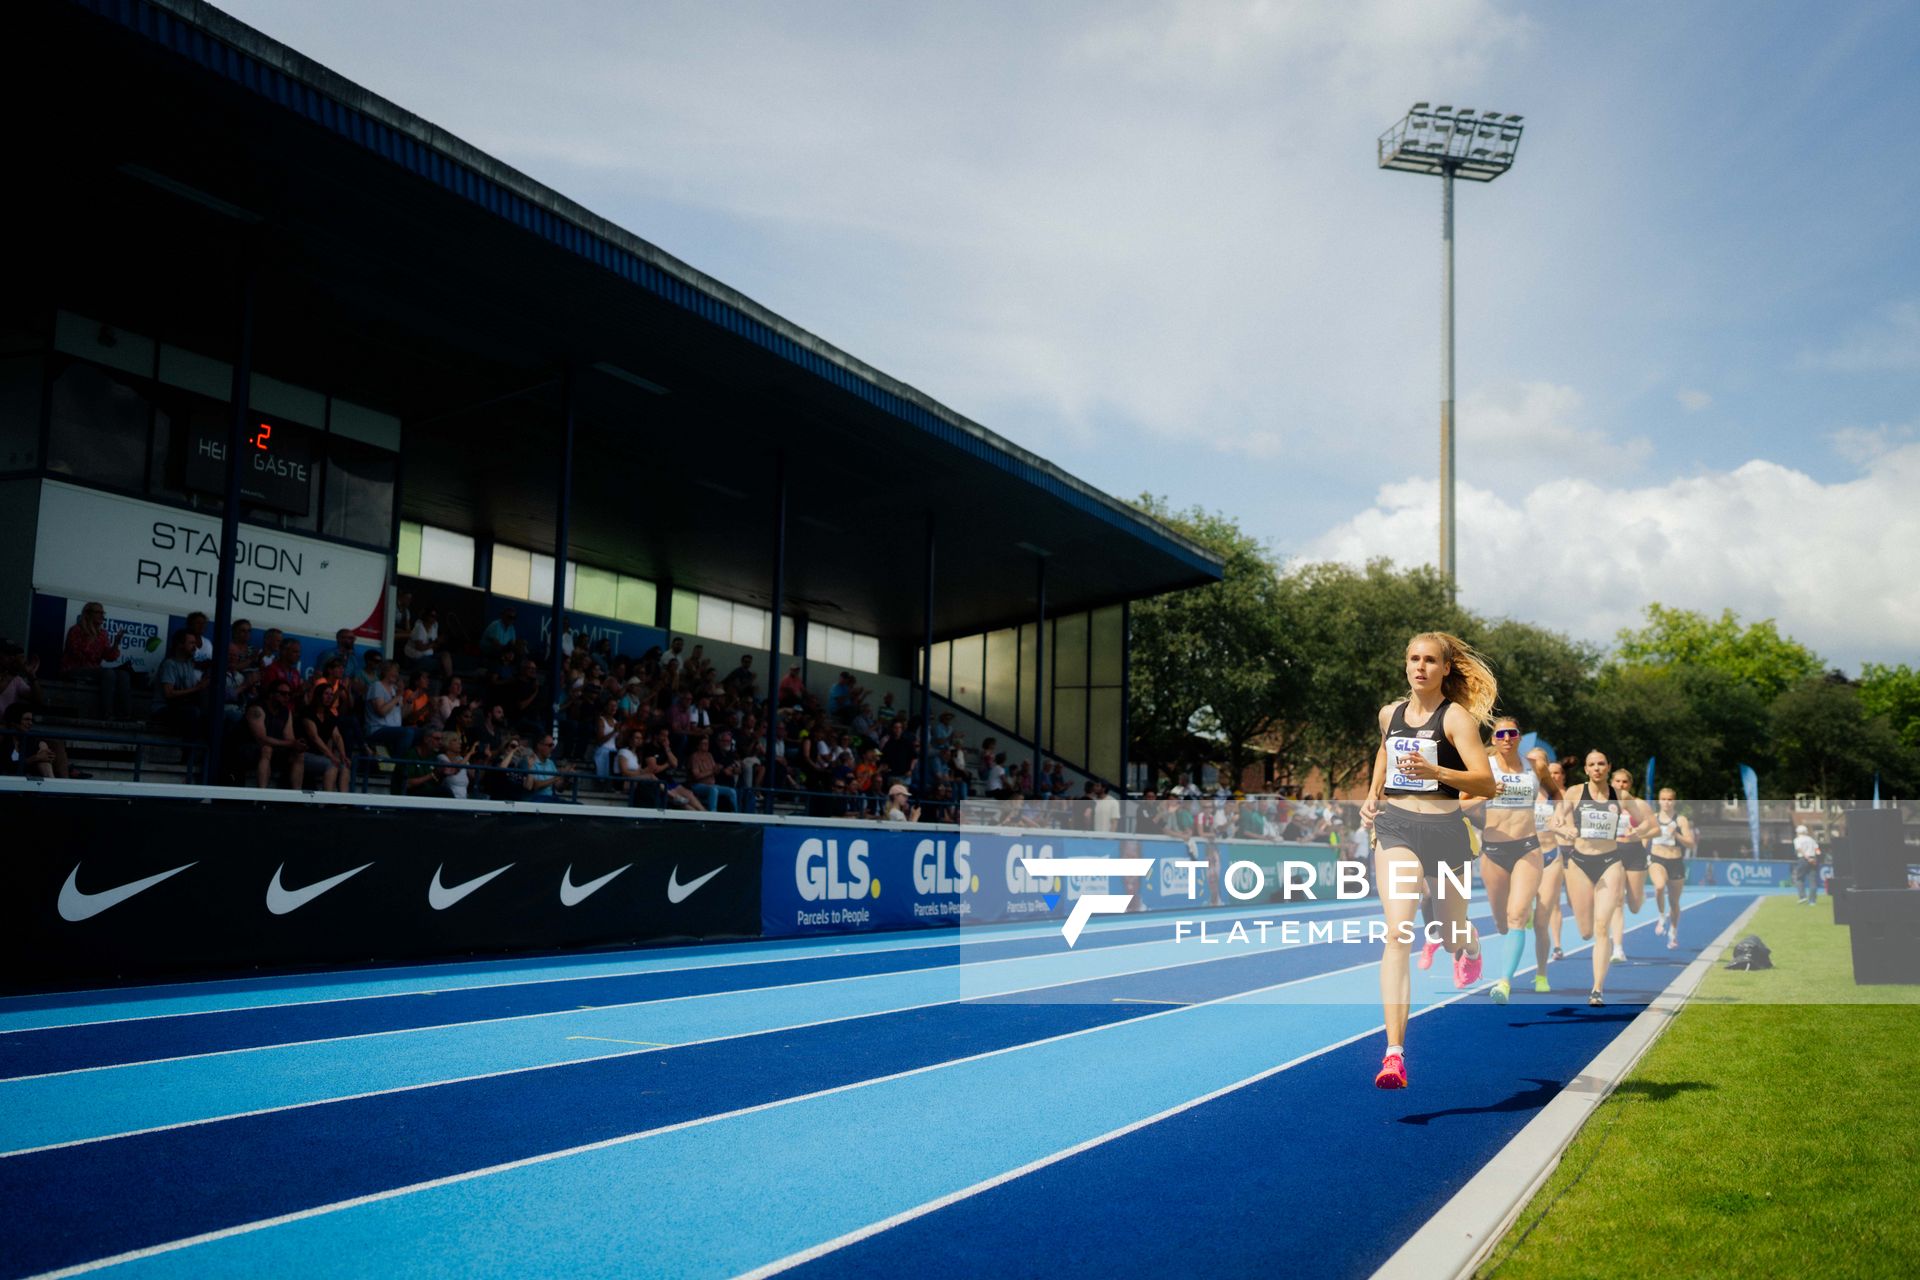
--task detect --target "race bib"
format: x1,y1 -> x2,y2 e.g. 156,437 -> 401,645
1616,811 -> 1636,839
1534,801 -> 1556,829
1578,806 -> 1619,841
1653,823 -> 1678,848
1387,736 -> 1440,792
1489,772 -> 1533,809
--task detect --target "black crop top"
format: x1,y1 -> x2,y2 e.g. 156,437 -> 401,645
1381,698 -> 1466,799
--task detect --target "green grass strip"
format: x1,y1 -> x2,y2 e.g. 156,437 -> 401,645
1479,896 -> 1920,1279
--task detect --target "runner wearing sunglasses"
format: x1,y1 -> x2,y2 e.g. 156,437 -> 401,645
1458,717 -> 1555,1003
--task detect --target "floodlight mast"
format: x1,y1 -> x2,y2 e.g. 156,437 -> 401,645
1377,104 -> 1524,599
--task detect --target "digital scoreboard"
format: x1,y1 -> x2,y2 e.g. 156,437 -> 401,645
183,413 -> 315,515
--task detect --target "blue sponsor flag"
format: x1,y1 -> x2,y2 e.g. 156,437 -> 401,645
1645,757 -> 1656,801
1873,772 -> 1881,809
1740,764 -> 1761,856
1518,732 -> 1537,757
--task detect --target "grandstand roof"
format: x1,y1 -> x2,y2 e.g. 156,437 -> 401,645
18,0 -> 1222,641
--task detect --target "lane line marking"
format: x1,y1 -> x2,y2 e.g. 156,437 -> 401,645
565,1037 -> 670,1048
730,896 -> 1723,1280
0,907 -> 1495,1157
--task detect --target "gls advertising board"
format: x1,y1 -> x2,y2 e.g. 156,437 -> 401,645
32,480 -> 388,639
761,826 -> 1162,938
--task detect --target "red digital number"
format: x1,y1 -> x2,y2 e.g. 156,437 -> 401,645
254,422 -> 272,451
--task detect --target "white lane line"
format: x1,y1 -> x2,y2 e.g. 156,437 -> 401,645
0,908 -> 1480,1156
21,948 -> 1412,1280
1371,893 -> 1751,1280
730,898 -> 1717,1280
0,896 -> 1379,1033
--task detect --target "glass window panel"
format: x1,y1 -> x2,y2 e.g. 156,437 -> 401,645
0,356 -> 42,472
250,374 -> 325,429
329,398 -> 401,450
697,593 -> 733,642
669,589 -> 699,634
984,628 -> 1018,728
491,545 -> 532,601
805,622 -> 825,662
1053,613 -> 1089,688
574,565 -> 618,618
1053,687 -> 1088,767
320,435 -> 395,547
398,521 -> 423,578
417,525 -> 474,586
526,552 -> 554,604
930,641 -> 952,699
828,626 -> 855,668
47,360 -> 150,491
851,634 -> 879,674
1089,687 -> 1122,782
730,603 -> 768,648
1017,623 -> 1038,739
54,312 -> 153,377
1090,605 -> 1124,686
951,633 -> 984,714
615,576 -> 656,625
157,345 -> 230,398
779,616 -> 796,654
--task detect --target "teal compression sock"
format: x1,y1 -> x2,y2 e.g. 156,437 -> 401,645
1503,925 -> 1530,982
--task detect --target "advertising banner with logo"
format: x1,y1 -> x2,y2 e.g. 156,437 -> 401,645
29,595 -> 171,676
0,790 -> 761,992
32,480 -> 388,640
1686,858 -> 1798,889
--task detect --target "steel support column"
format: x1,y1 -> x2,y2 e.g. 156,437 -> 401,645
765,452 -> 787,812
201,257 -> 256,784
1032,555 -> 1047,786
917,516 -> 935,793
548,365 -> 575,738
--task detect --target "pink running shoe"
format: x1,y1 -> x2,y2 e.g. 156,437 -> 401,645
1418,939 -> 1441,970
1454,946 -> 1483,989
1374,1053 -> 1407,1089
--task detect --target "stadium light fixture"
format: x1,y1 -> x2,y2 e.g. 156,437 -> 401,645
1377,101 -> 1525,598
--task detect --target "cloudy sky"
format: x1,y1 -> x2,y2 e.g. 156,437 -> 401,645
223,0 -> 1920,670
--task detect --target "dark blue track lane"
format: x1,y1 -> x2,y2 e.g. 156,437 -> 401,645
0,907 -> 1370,1080
0,916 -> 1387,1280
789,893 -> 1747,1280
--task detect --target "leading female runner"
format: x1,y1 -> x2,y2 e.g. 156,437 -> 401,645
1458,718 -> 1554,1004
1360,632 -> 1498,1089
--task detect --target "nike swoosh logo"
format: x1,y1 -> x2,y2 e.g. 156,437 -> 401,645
58,862 -> 197,922
559,862 -> 631,907
666,864 -> 726,904
266,862 -> 374,915
428,862 -> 514,911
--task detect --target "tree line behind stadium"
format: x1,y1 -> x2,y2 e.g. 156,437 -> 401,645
1126,496 -> 1919,804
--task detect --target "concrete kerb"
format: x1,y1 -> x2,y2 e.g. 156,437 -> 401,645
1370,894 -> 1765,1280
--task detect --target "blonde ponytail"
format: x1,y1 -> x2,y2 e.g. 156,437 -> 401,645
1410,631 -> 1498,727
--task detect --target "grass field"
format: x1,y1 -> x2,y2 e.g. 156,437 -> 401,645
1478,895 -> 1920,1280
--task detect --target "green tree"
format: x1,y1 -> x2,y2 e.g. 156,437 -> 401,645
1472,618 -> 1602,746
1769,676 -> 1902,801
1613,605 -> 1822,702
1127,498 -> 1297,788
1858,663 -> 1920,755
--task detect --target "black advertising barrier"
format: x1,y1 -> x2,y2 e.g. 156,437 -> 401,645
0,789 -> 762,993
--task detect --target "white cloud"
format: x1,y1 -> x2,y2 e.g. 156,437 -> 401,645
1798,301 -> 1920,373
1297,444 -> 1920,668
1453,381 -> 1651,489
1677,388 -> 1712,411
1827,423 -> 1916,466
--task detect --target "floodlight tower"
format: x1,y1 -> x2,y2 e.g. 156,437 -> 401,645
1378,103 -> 1524,598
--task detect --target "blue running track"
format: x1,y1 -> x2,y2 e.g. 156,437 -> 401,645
0,890 -> 1760,1279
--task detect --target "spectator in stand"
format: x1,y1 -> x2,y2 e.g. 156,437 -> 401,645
985,752 -> 1013,800
470,703 -> 508,762
435,730 -> 473,801
397,727 -> 450,797
591,696 -> 621,777
722,654 -> 757,699
1,647 -> 42,721
151,630 -> 208,739
1045,762 -> 1070,797
880,719 -> 916,782
614,726 -> 659,807
245,683 -> 306,789
261,637 -> 307,698
228,620 -> 259,673
63,602 -> 132,719
258,628 -> 284,669
884,782 -> 920,823
300,680 -> 350,792
932,712 -> 954,751
406,606 -> 452,680
828,672 -> 861,724
1092,781 -> 1121,833
687,733 -> 737,812
428,675 -> 465,732
323,628 -> 358,674
521,731 -> 574,802
479,606 -> 520,669
1794,825 -> 1824,904
849,700 -> 878,746
363,660 -> 415,755
714,729 -> 750,810
5,705 -> 76,778
183,611 -> 213,666
876,692 -> 900,726
778,664 -> 806,708
501,658 -> 544,736
400,669 -> 432,730
643,727 -> 705,810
